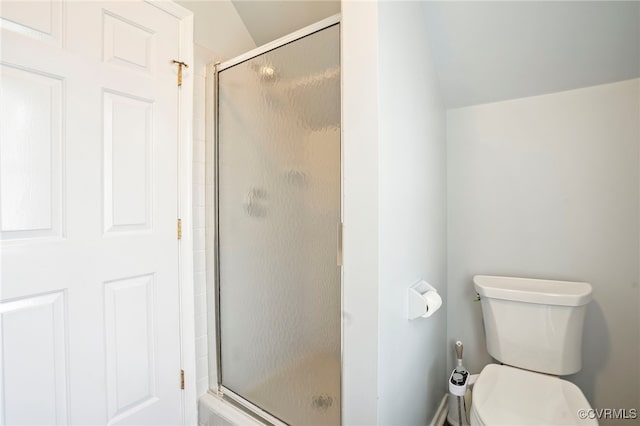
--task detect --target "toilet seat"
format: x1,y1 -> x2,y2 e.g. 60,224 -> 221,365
471,364 -> 597,425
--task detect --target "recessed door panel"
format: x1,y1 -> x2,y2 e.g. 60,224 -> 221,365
0,291 -> 68,425
104,274 -> 158,421
0,0 -> 63,45
103,11 -> 155,73
103,90 -> 153,233
0,64 -> 63,240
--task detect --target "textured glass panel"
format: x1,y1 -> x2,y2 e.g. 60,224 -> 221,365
218,25 -> 340,425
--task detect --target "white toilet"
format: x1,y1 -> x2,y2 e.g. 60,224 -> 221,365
471,275 -> 598,425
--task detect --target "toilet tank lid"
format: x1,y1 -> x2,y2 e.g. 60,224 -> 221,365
473,275 -> 592,306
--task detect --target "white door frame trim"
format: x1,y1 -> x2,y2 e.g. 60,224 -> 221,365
144,1 -> 196,425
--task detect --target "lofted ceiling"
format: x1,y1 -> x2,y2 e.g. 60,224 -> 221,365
231,0 -> 340,46
422,1 -> 640,108
180,1 -> 639,109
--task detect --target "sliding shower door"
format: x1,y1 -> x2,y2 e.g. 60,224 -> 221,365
216,24 -> 340,425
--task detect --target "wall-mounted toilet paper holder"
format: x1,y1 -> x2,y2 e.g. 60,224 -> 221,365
408,280 -> 443,320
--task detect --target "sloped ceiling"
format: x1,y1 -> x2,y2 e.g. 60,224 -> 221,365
231,0 -> 340,46
182,1 -> 639,109
422,1 -> 640,108
177,0 -> 256,59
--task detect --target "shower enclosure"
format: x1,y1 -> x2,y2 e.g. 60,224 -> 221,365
211,17 -> 341,425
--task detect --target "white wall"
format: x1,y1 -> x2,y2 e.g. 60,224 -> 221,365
341,3 -> 449,423
422,1 -> 640,109
447,79 -> 640,416
341,2 -> 380,424
376,2 -> 448,424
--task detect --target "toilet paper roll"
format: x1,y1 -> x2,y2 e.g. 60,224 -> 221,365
422,290 -> 442,318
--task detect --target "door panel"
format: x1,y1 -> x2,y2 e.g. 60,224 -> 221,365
0,63 -> 63,240
0,0 -> 63,45
0,2 -> 184,425
103,90 -> 153,233
104,274 -> 158,422
1,291 -> 68,425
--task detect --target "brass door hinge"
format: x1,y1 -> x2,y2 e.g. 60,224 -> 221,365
172,60 -> 189,87
177,218 -> 182,240
180,369 -> 185,390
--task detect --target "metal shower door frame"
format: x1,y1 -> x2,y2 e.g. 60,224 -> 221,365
209,14 -> 342,426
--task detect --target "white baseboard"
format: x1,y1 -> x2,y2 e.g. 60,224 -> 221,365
430,394 -> 448,426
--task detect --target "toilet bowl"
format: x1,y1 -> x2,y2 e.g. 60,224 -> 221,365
470,364 -> 597,425
472,275 -> 596,425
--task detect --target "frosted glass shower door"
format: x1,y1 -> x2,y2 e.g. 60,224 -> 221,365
217,24 -> 341,425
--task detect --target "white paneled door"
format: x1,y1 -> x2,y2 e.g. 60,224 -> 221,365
0,1 -> 187,425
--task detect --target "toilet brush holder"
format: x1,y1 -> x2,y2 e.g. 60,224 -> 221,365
448,370 -> 470,426
448,340 -> 470,426
449,368 -> 469,396
447,387 -> 471,426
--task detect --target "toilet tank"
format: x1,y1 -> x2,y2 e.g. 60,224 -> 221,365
474,275 -> 592,375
